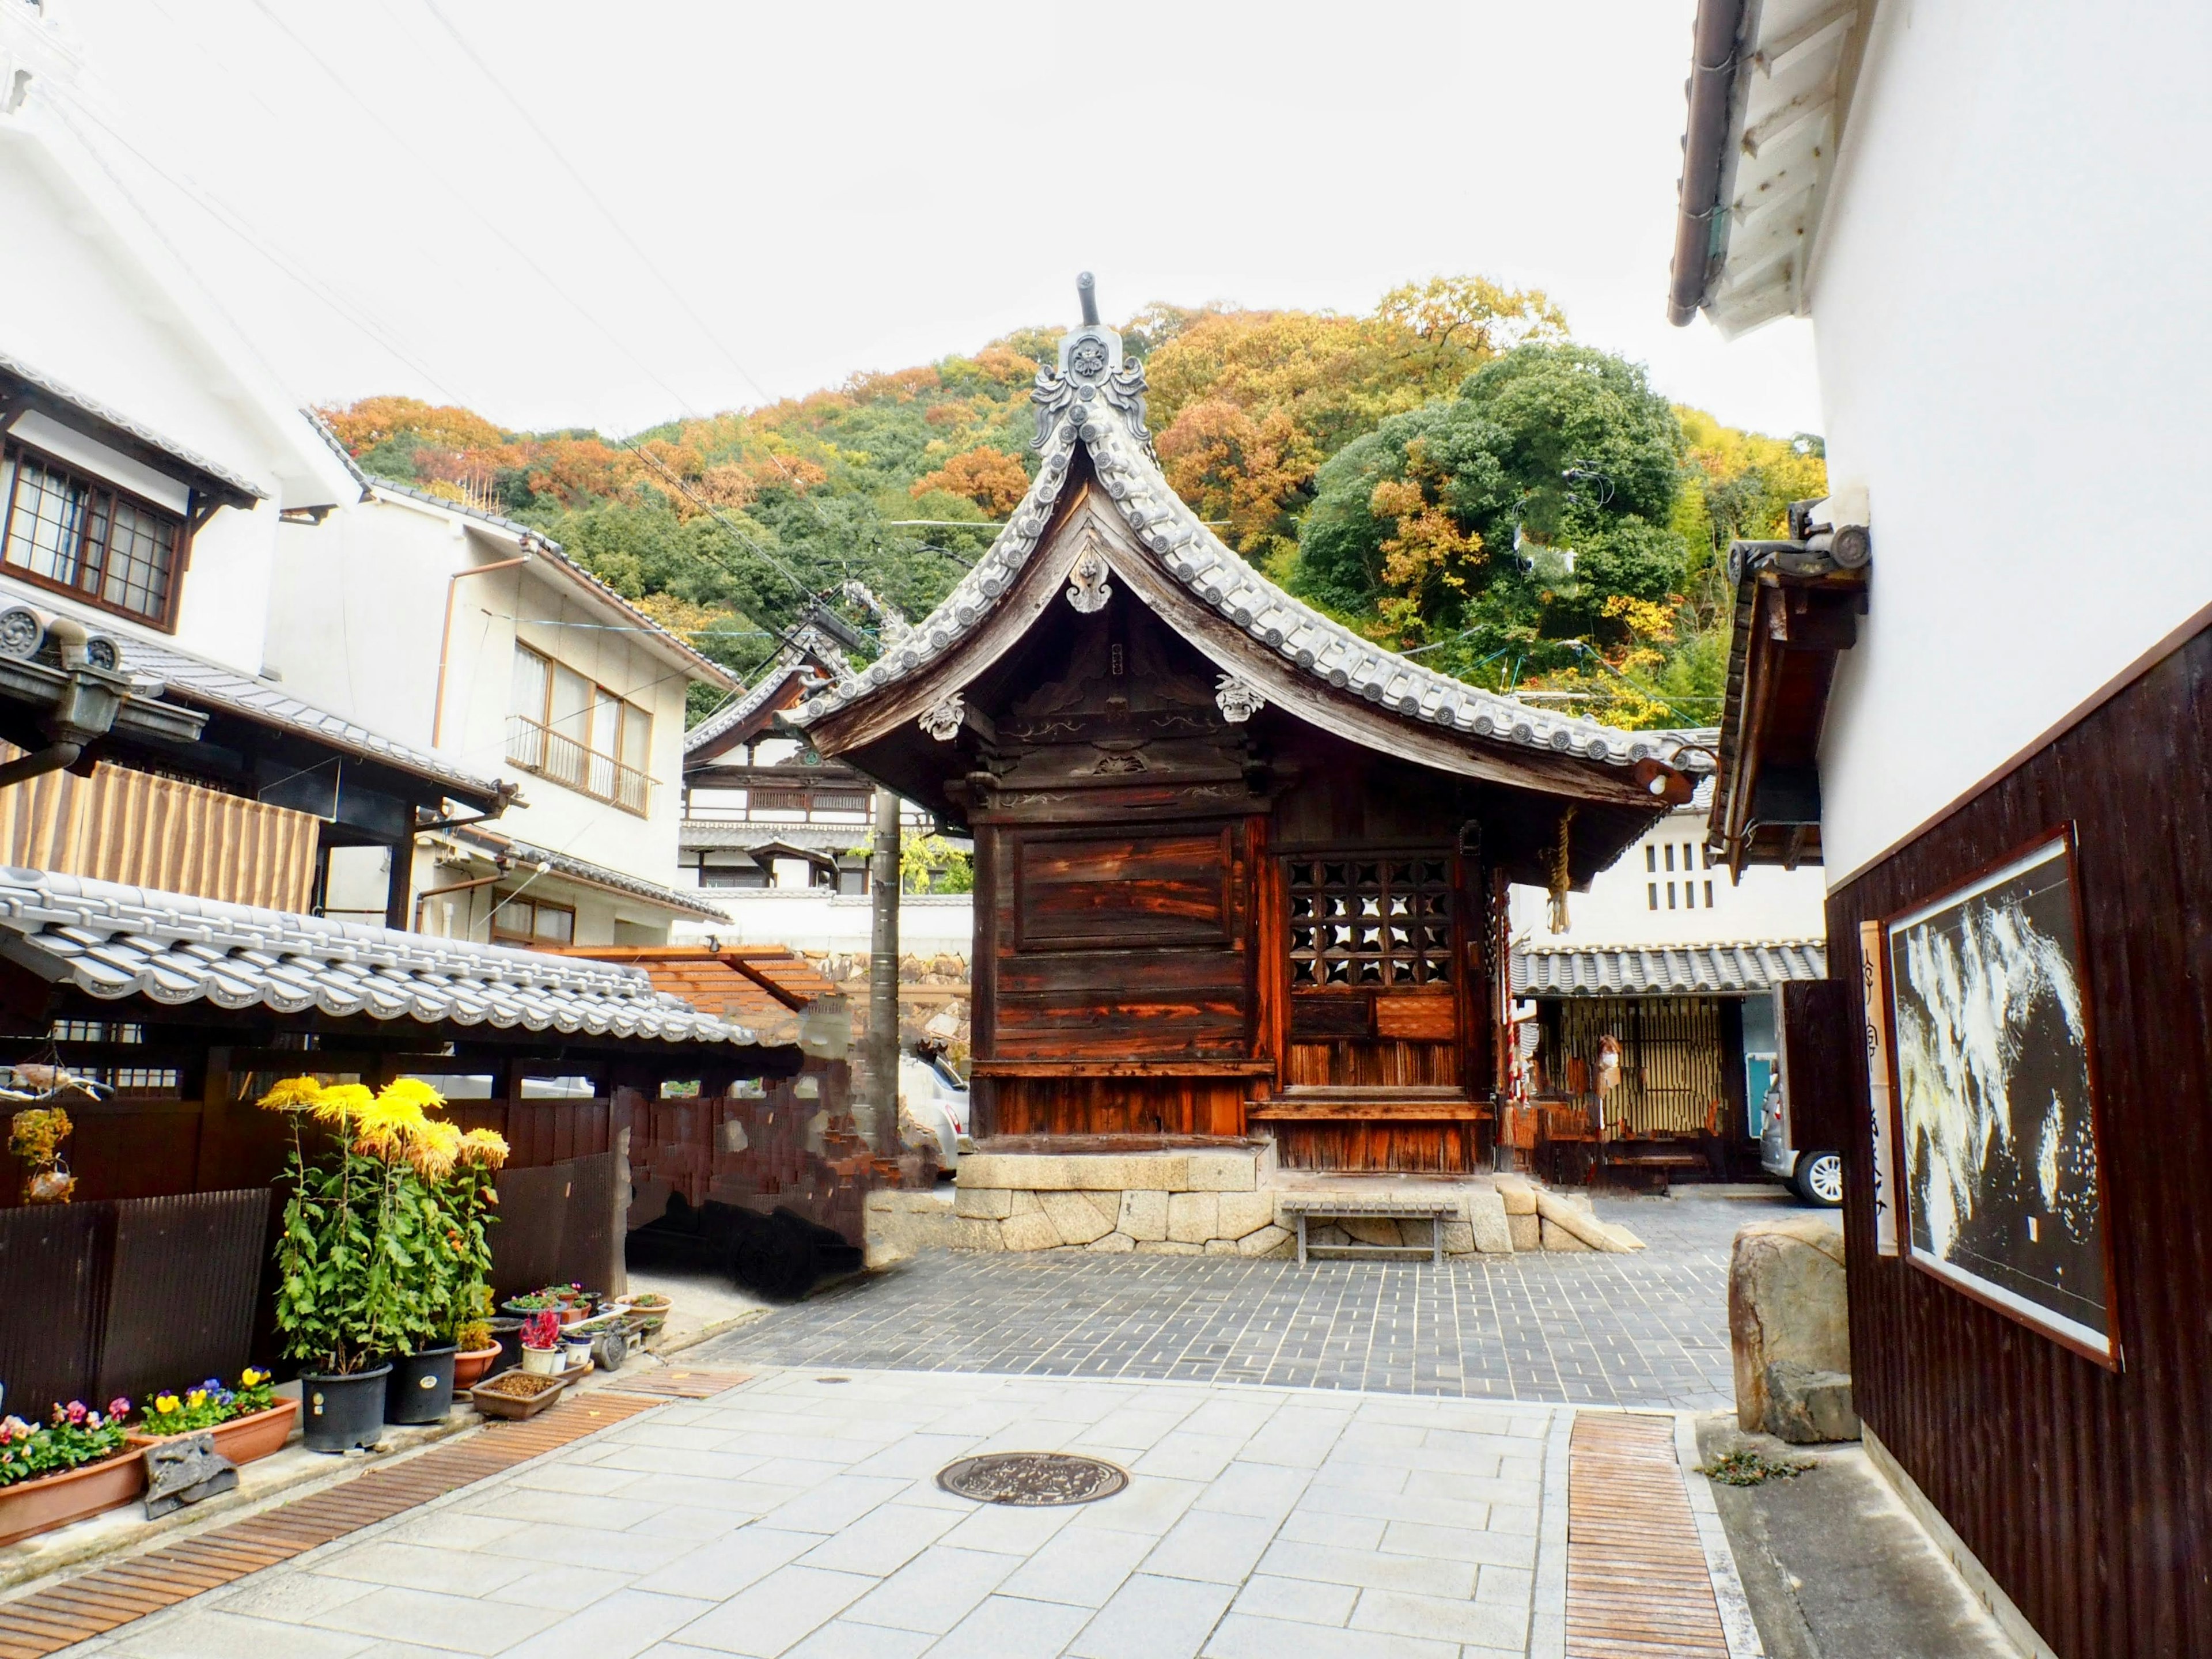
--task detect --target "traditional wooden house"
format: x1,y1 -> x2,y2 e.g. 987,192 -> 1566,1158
785,284 -> 1703,1173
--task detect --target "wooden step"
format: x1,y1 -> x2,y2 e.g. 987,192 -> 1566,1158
1248,1094 -> 1491,1122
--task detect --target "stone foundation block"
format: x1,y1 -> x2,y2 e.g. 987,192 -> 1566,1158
1342,1217 -> 1402,1248
1492,1175 -> 1539,1215
1119,1189 -> 1169,1241
1440,1222 -> 1475,1255
1508,1213 -> 1540,1252
1540,1218 -> 1592,1251
1001,1211 -> 1060,1252
1730,1213 -> 1849,1434
1217,1190 -> 1275,1240
1467,1188 -> 1513,1253
1010,1189 -> 1043,1216
955,1187 -> 1013,1220
1237,1224 -> 1293,1257
1041,1189 -> 1116,1246
1306,1222 -> 1350,1246
1088,1230 -> 1136,1253
1166,1191 -> 1219,1243
1184,1152 -> 1258,1192
1764,1361 -> 1859,1444
949,1217 -> 1006,1251
1203,1239 -> 1238,1255
1136,1240 -> 1204,1255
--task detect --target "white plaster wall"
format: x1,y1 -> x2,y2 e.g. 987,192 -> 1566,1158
1508,805 -> 1828,947
675,891 -> 975,958
1807,1 -> 2212,881
268,494 -> 695,892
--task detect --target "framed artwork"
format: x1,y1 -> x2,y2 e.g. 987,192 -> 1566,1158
1883,829 -> 2115,1365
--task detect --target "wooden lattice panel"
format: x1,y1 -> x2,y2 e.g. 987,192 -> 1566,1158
1566,1411 -> 1728,1658
0,1392 -> 661,1658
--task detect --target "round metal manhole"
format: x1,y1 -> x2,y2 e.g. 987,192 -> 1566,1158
936,1452 -> 1130,1506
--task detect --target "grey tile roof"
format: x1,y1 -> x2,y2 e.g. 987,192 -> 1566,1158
119,637 -> 507,805
787,329 -> 1706,775
684,625 -> 847,755
680,823 -> 874,854
1512,939 -> 1827,997
1,352 -> 268,503
0,867 -> 760,1044
442,824 -> 729,922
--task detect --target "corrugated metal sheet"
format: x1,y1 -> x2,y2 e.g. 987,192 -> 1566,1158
1514,940 -> 1827,997
0,1203 -> 108,1415
0,749 -> 318,911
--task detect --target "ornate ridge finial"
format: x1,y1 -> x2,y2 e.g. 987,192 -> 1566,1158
1077,271 -> 1100,326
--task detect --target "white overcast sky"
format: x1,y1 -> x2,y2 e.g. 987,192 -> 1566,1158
63,0 -> 1821,441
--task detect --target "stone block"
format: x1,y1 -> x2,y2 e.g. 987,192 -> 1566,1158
955,1187 -> 1013,1221
1203,1239 -> 1237,1255
949,1217 -> 1005,1252
1466,1188 -> 1513,1253
1491,1175 -> 1538,1215
1088,1230 -> 1136,1253
1184,1151 -> 1259,1192
1083,1189 -> 1122,1226
1217,1190 -> 1275,1240
1041,1190 -> 1115,1247
1533,1191 -> 1633,1252
1117,1154 -> 1190,1191
1167,1191 -> 1219,1243
955,1154 -> 1022,1190
1342,1217 -> 1402,1248
1539,1218 -> 1592,1251
1136,1240 -> 1204,1255
1010,1189 -> 1043,1216
1308,1222 -> 1350,1247
1730,1214 -> 1849,1434
1237,1224 -> 1293,1257
1119,1189 -> 1169,1241
1001,1211 -> 1060,1252
1507,1213 -> 1538,1251
1764,1361 -> 1859,1444
1440,1222 -> 1475,1255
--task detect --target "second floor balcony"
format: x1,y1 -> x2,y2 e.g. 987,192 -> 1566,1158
506,714 -> 654,816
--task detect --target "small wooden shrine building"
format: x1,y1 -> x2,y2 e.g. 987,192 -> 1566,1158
789,283 -> 1700,1172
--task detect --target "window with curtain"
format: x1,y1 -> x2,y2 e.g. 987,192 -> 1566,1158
1,444 -> 185,627
505,643 -> 656,815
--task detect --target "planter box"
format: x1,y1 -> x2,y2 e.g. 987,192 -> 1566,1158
0,1452 -> 145,1547
124,1399 -> 299,1468
467,1374 -> 570,1421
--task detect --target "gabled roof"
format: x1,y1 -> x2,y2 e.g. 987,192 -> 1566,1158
684,624 -> 847,758
789,313 -> 1701,798
1513,939 -> 1828,997
0,352 -> 265,507
0,867 -> 762,1046
119,637 -> 507,806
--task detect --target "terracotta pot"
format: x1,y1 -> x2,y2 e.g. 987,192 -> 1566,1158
451,1345 -> 503,1392
0,1452 -> 145,1547
556,1305 -> 588,1327
125,1399 -> 298,1467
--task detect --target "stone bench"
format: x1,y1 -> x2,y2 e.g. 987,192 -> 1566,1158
1275,1191 -> 1460,1265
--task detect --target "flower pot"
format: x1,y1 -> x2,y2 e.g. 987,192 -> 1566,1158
556,1305 -> 588,1327
520,1345 -> 560,1377
451,1344 -> 503,1393
385,1346 -> 457,1425
300,1365 -> 392,1453
468,1373 -> 570,1421
0,1452 -> 145,1547
125,1399 -> 299,1467
560,1338 -> 594,1373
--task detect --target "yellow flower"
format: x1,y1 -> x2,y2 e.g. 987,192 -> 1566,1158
405,1119 -> 463,1183
312,1083 -> 375,1127
187,1389 -> 207,1408
378,1077 -> 449,1113
456,1128 -> 510,1171
351,1095 -> 429,1160
240,1369 -> 267,1387
154,1394 -> 180,1414
257,1075 -> 325,1113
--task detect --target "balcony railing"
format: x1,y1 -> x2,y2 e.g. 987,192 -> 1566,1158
506,715 -> 654,816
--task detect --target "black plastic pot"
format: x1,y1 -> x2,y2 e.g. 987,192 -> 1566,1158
385,1345 -> 456,1425
487,1316 -> 524,1378
300,1365 -> 392,1453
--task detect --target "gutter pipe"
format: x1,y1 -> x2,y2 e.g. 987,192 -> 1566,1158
1667,0 -> 1748,326
0,740 -> 82,790
431,554 -> 531,747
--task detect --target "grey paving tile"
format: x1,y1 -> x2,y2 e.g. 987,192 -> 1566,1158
635,1527 -> 823,1600
1141,1511 -> 1278,1585
996,1525 -> 1159,1608
673,1566 -> 878,1657
1347,1586 -> 1528,1648
920,1594 -> 1093,1658
1067,1573 -> 1234,1659
307,1541 -> 537,1598
525,1590 -> 716,1659
840,1544 -> 1022,1634
307,1585 -> 564,1654
1225,1574 -> 1358,1627
109,1609 -> 377,1659
1200,1612 -> 1457,1659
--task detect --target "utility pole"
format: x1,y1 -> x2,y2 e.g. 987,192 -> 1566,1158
865,784 -> 902,1150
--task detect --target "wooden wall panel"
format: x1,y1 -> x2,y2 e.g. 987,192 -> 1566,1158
0,749 -> 319,910
994,1077 -> 1247,1138
1274,1120 -> 1483,1173
1016,830 -> 1230,949
1828,623 -> 2212,1659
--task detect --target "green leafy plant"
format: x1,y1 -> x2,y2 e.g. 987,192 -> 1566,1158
1698,1448 -> 1816,1487
135,1370 -> 276,1435
0,1401 -> 129,1487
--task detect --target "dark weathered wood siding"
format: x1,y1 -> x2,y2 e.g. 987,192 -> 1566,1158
1827,624 -> 2212,1659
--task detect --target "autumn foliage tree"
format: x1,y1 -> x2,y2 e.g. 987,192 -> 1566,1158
910,447 -> 1031,517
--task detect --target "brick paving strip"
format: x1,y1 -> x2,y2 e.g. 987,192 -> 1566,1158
0,1372 -> 750,1658
1566,1412 -> 1728,1657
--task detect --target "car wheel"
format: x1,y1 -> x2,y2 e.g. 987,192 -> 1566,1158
1796,1150 -> 1844,1207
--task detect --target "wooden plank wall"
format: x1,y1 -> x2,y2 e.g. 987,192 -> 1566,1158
0,748 -> 320,911
1826,624 -> 2212,1658
991,1076 -> 1248,1138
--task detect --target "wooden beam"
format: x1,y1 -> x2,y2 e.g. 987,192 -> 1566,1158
969,1059 -> 1276,1078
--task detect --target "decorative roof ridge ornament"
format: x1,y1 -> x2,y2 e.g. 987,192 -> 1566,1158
1065,540 -> 1113,614
1215,675 -> 1265,724
1033,271 -> 1153,458
918,692 -> 966,742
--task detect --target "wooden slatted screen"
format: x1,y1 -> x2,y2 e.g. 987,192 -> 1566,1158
0,748 -> 319,911
1552,997 -> 1726,1136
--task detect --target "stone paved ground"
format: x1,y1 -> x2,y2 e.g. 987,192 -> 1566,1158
78,1369 -> 1577,1659
697,1190 -> 1805,1411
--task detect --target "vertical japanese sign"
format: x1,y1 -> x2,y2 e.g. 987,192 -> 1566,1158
1859,918 -> 1900,1255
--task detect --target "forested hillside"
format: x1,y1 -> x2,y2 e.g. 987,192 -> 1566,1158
320,278 -> 1822,729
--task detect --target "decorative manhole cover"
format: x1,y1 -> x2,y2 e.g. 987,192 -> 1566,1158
936,1452 -> 1129,1506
